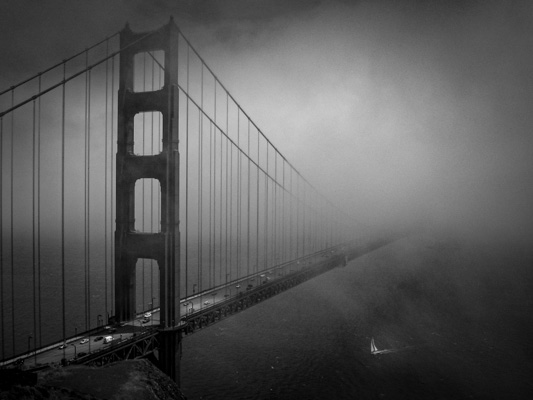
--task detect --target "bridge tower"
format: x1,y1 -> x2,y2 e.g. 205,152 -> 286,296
115,20 -> 181,381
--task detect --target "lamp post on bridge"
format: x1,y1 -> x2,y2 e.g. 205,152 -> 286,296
73,326 -> 79,355
193,283 -> 197,294
148,297 -> 156,325
74,325 -> 80,351
27,335 -> 33,364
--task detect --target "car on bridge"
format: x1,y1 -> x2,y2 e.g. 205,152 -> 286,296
13,358 -> 24,367
94,336 -> 103,342
58,344 -> 67,350
80,339 -> 89,344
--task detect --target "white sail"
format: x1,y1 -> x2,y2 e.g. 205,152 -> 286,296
371,337 -> 397,355
371,337 -> 379,353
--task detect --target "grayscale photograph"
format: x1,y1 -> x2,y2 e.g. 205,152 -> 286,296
1,1 -> 532,399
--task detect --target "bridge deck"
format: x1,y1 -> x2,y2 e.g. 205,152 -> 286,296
1,238 -> 393,371
1,246 -> 348,369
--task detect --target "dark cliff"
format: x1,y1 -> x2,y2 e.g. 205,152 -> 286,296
0,359 -> 187,400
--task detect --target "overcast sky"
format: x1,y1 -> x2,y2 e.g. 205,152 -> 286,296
1,0 -> 533,241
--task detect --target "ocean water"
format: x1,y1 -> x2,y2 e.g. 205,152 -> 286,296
180,234 -> 533,399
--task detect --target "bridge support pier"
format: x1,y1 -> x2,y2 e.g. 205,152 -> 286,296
158,328 -> 182,383
115,19 -> 182,383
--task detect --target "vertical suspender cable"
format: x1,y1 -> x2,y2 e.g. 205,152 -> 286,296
280,159 -> 284,264
198,64 -> 204,292
61,63 -> 66,356
228,116 -> 233,284
213,123 -> 216,287
302,183 -> 306,258
198,64 -> 203,292
87,58 -> 92,336
197,110 -> 201,294
88,63 -> 92,337
208,122 -> 212,289
219,91 -> 223,287
255,129 -> 260,276
225,93 -> 229,286
296,173 -> 299,259
32,98 -> 37,358
104,38 -> 109,325
156,58 -> 163,305
213,83 -> 217,287
291,170 -> 294,260
0,116 -> 3,359
150,52 -> 155,306
185,43 -> 190,299
312,192 -> 315,253
37,75 -> 42,349
10,90 -> 15,354
110,54 -> 115,320
84,52 -> 88,332
84,50 -> 89,332
246,120 -> 251,278
236,111 -> 241,279
142,52 -> 146,311
273,153 -> 277,267
264,145 -> 269,270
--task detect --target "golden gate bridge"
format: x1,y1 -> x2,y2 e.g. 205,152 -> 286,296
0,18 -> 380,383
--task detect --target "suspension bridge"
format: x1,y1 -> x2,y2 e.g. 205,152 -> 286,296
0,18 -> 383,383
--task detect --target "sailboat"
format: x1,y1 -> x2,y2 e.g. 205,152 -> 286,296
370,337 -> 397,355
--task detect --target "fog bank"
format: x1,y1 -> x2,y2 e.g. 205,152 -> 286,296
2,0 -> 532,242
